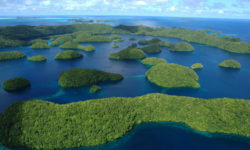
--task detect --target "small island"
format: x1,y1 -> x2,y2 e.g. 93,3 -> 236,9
191,63 -> 203,69
129,37 -> 136,40
114,38 -> 124,43
89,85 -> 102,93
0,93 -> 249,149
59,68 -> 123,88
0,51 -> 26,61
112,44 -> 119,48
55,50 -> 83,60
28,55 -> 47,62
50,34 -> 73,46
170,42 -> 194,52
82,45 -> 96,52
109,47 -> 146,60
2,77 -> 30,91
141,57 -> 167,66
60,41 -> 96,52
138,38 -> 161,45
141,44 -> 162,53
146,63 -> 200,88
59,40 -> 85,50
219,59 -> 241,69
30,39 -> 50,49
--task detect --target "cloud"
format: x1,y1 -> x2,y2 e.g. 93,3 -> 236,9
218,10 -> 224,14
135,1 -> 147,5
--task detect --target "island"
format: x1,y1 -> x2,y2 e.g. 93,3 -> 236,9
114,38 -> 124,43
129,37 -> 136,40
219,59 -> 241,69
59,68 -> 123,88
141,57 -> 167,66
89,85 -> 102,93
109,47 -> 146,60
138,38 -> 161,45
0,93 -> 249,149
55,50 -> 83,60
82,45 -> 96,52
28,55 -> 47,62
1,23 -> 250,53
159,41 -> 172,47
112,44 -> 119,48
30,39 -> 50,49
170,42 -> 194,52
191,63 -> 203,69
2,77 -> 30,91
141,44 -> 162,53
146,63 -> 200,88
0,51 -> 26,61
50,34 -> 73,46
59,41 -> 95,52
59,40 -> 85,50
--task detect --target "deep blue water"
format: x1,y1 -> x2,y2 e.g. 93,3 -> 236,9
0,17 -> 250,149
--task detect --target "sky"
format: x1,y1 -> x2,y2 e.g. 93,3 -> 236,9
0,0 -> 250,19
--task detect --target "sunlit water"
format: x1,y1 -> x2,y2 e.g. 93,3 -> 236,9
0,17 -> 249,149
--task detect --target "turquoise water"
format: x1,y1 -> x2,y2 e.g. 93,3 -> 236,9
0,17 -> 250,149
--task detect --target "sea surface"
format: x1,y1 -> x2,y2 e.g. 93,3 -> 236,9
0,16 -> 249,150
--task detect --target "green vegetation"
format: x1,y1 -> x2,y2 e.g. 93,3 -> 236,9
59,68 -> 123,88
2,77 -> 30,91
129,37 -> 136,40
138,39 -> 148,45
146,63 -> 200,88
55,50 -> 83,60
59,40 -> 85,50
112,44 -> 119,48
1,24 -> 250,53
109,47 -> 146,60
170,42 -> 194,52
141,57 -> 167,66
138,38 -> 161,45
50,34 -> 73,46
0,93 -> 249,149
141,44 -> 162,53
28,55 -> 47,62
89,85 -> 102,93
159,41 -> 172,47
219,59 -> 241,69
30,39 -> 50,49
191,63 -> 203,69
0,51 -> 26,61
114,38 -> 124,43
82,45 -> 96,52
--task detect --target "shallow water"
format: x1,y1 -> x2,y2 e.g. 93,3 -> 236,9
0,17 -> 250,149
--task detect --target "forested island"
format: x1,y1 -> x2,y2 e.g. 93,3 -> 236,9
0,51 -> 26,61
191,63 -> 203,69
109,47 -> 146,60
2,77 -> 30,91
1,23 -> 249,53
59,68 -> 123,88
170,42 -> 194,52
89,85 -> 102,93
141,57 -> 167,66
30,39 -> 50,49
146,63 -> 200,88
55,50 -> 83,60
28,55 -> 47,62
0,93 -> 249,149
219,59 -> 241,69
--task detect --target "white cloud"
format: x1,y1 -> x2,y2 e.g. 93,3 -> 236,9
40,0 -> 51,6
135,1 -> 147,5
169,5 -> 176,11
219,10 -> 224,14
